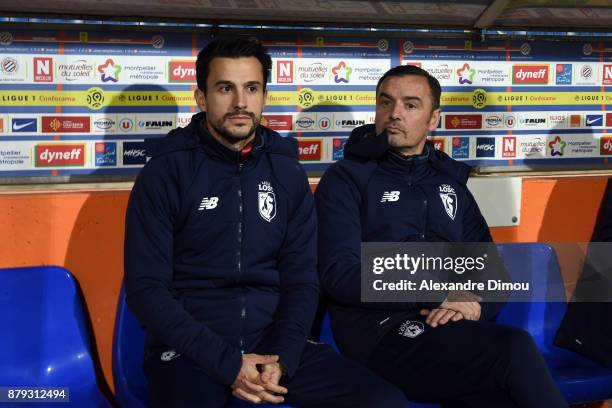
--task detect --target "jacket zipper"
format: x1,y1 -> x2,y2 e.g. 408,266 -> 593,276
237,161 -> 246,353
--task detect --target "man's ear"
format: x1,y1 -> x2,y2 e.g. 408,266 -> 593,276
194,88 -> 207,112
428,108 -> 441,131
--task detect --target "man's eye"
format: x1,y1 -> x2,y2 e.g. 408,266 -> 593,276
406,103 -> 417,109
220,85 -> 231,92
379,100 -> 390,107
247,86 -> 258,93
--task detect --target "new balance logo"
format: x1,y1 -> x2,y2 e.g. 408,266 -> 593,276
198,197 -> 218,210
381,191 -> 400,202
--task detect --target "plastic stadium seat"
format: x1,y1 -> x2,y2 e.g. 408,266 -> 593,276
112,284 -> 293,408
0,266 -> 112,407
497,243 -> 612,404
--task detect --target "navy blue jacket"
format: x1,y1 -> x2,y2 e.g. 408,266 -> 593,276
316,124 -> 502,363
124,112 -> 318,385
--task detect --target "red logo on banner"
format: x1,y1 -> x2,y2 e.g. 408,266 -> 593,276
512,65 -> 549,84
431,138 -> 445,152
169,60 -> 196,82
502,136 -> 516,158
34,57 -> 53,82
601,137 -> 612,155
276,60 -> 293,83
261,115 -> 293,131
42,116 -> 90,133
298,139 -> 322,161
445,114 -> 482,130
606,113 -> 612,127
570,115 -> 581,127
603,64 -> 612,86
35,144 -> 85,167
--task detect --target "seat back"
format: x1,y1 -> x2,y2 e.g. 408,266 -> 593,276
112,285 -> 149,408
496,243 -> 568,352
0,266 -> 111,407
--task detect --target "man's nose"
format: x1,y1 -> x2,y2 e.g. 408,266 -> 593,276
390,102 -> 403,120
233,90 -> 247,109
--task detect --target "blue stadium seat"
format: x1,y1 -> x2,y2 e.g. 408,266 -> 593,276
112,284 -> 293,408
497,243 -> 612,404
0,266 -> 112,407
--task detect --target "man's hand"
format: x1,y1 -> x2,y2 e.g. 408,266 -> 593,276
260,362 -> 288,396
420,291 -> 482,327
231,354 -> 287,404
420,308 -> 465,327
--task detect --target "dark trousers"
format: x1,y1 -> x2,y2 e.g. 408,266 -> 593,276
144,340 -> 408,408
366,317 -> 568,408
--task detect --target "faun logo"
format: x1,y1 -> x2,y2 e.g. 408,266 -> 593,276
258,181 -> 276,222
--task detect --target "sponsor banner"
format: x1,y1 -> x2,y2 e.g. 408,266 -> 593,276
298,139 -> 323,161
555,63 -> 572,85
122,141 -> 147,165
501,136 -> 517,158
441,92 -> 612,108
33,57 -> 53,82
475,137 -> 496,158
262,114 -> 293,131
42,116 -> 90,133
176,114 -> 193,128
601,136 -> 612,156
407,61 -> 510,87
483,114 -> 503,129
96,57 -> 165,84
585,114 -> 603,127
332,137 -> 348,161
0,145 -> 32,170
272,58 -> 390,85
94,142 -> 117,167
518,112 -> 547,129
451,137 -> 470,159
135,114 -> 175,134
519,135 -> 547,158
603,64 -> 612,86
35,143 -> 86,167
57,57 -> 95,83
547,134 -> 599,158
444,114 -> 482,130
512,64 -> 550,85
91,115 -> 117,133
0,55 -> 27,83
10,117 -> 38,133
574,63 -> 599,86
2,90 -> 611,110
430,138 -> 446,153
332,112 -> 374,131
168,60 -> 196,83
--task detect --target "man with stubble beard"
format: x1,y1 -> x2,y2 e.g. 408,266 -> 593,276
124,37 -> 407,408
316,64 -> 568,407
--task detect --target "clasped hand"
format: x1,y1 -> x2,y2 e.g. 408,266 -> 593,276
420,291 -> 482,327
231,354 -> 288,404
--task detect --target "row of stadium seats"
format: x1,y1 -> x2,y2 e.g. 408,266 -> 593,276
1,243 -> 611,407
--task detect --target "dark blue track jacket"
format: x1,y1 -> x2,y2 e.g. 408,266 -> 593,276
124,112 -> 318,386
316,124 -> 503,363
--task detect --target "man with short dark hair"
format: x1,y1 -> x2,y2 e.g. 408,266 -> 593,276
316,64 -> 568,407
124,36 -> 408,408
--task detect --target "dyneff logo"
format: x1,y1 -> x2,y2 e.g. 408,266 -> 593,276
512,65 -> 549,84
35,144 -> 85,167
168,60 -> 196,83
